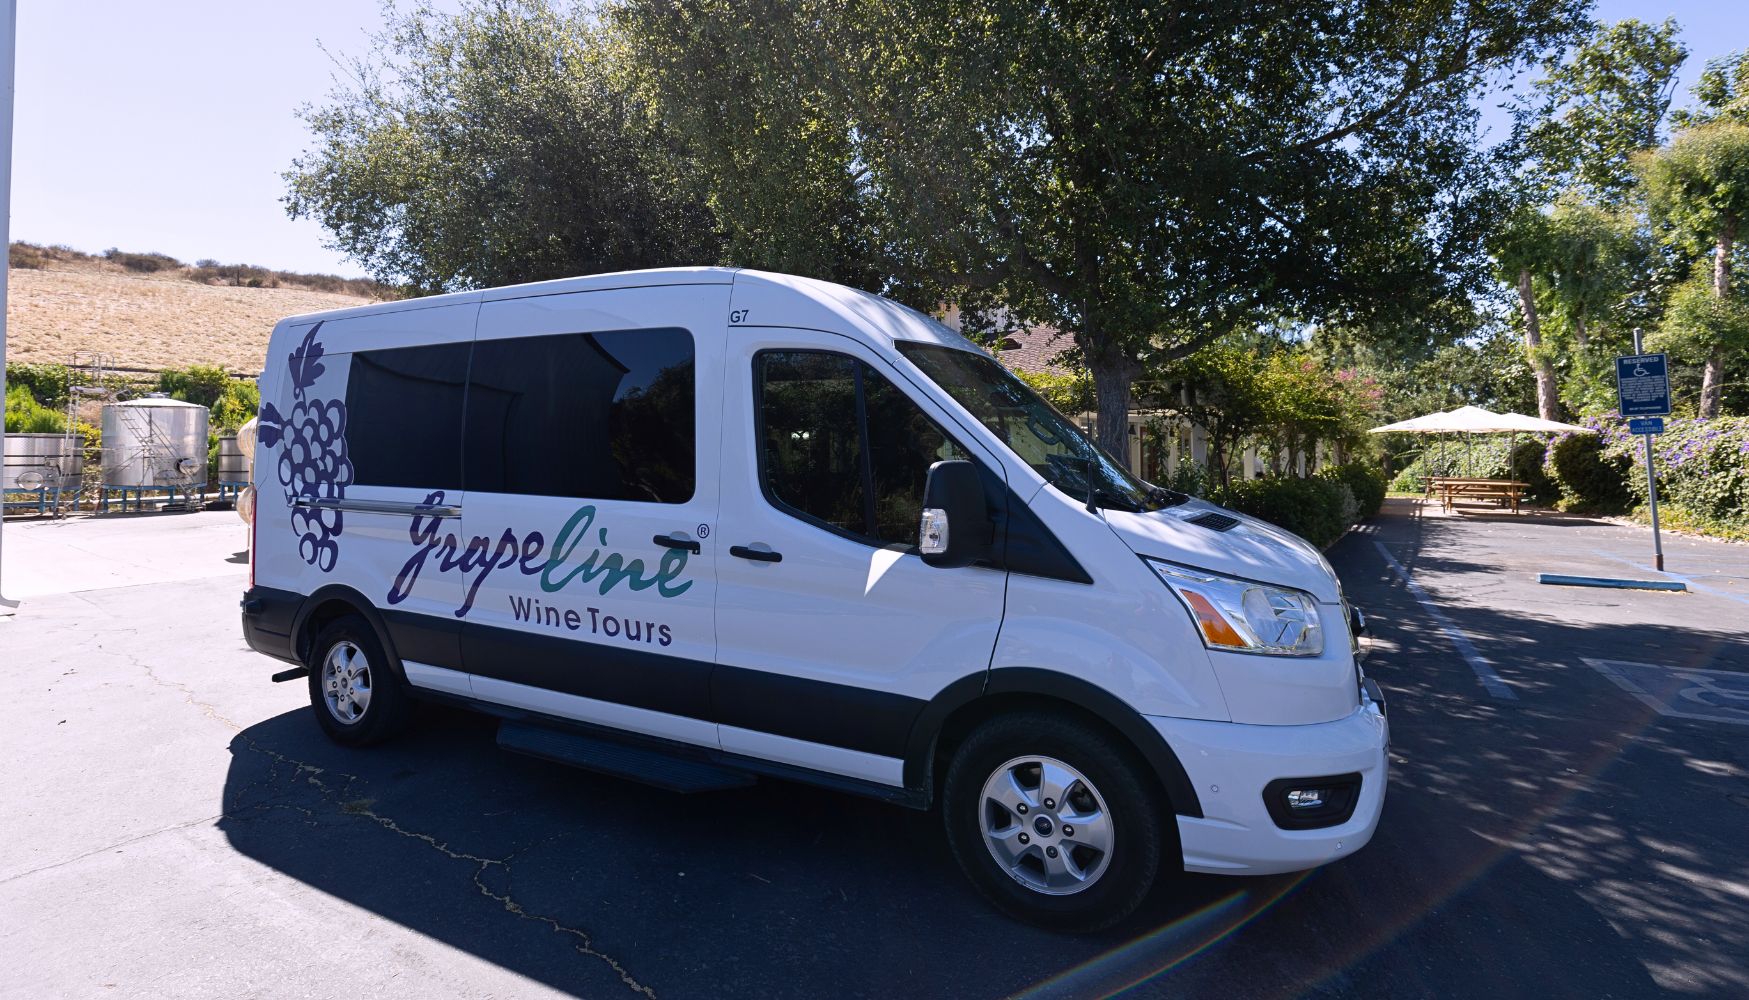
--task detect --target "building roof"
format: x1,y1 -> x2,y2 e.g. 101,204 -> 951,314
994,323 -> 1077,375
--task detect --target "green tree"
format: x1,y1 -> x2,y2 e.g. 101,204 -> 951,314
1494,18 -> 1687,420
1640,119 -> 1749,417
615,0 -> 1587,465
285,0 -> 718,292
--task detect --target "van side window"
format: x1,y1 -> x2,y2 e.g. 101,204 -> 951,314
345,343 -> 470,489
757,350 -> 967,546
465,328 -> 695,503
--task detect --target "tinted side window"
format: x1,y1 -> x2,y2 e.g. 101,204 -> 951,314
345,343 -> 470,489
465,328 -> 695,503
757,352 -> 867,534
864,372 -> 967,543
757,350 -> 966,545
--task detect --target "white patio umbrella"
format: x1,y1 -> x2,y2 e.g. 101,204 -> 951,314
1371,406 -> 1594,477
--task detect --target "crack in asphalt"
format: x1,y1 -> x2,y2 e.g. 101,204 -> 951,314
115,638 -> 659,998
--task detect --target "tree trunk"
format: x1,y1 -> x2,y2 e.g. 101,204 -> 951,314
1517,268 -> 1560,421
1573,312 -> 1588,348
1088,354 -> 1136,470
1700,216 -> 1736,420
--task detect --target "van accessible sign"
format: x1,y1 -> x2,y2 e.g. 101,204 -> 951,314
1616,354 -> 1670,417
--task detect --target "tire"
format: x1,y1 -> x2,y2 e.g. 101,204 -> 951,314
306,614 -> 413,746
942,711 -> 1171,932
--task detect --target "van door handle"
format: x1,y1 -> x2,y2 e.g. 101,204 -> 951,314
729,545 -> 783,563
652,534 -> 701,554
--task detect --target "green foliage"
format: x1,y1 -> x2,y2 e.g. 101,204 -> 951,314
1653,266 -> 1749,364
1316,463 -> 1387,520
1519,18 -> 1687,202
286,0 -> 717,293
1549,431 -> 1633,513
1640,122 -> 1749,259
613,0 -> 1589,459
1152,345 -> 1382,487
5,362 -> 71,409
1509,440 -> 1561,505
5,385 -> 67,433
156,365 -> 232,409
1671,50 -> 1749,129
1011,369 -> 1093,416
1595,416 -> 1749,538
1213,476 -> 1350,549
210,379 -> 260,432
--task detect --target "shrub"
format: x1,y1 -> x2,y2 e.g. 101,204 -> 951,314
1214,476 -> 1350,548
210,379 -> 259,431
157,364 -> 232,409
1596,416 -> 1749,539
1316,462 -> 1387,519
1549,431 -> 1633,514
9,241 -> 48,269
5,384 -> 66,433
1509,440 -> 1560,505
6,362 -> 71,409
102,247 -> 183,273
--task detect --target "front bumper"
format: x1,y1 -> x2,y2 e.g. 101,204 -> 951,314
1148,685 -> 1388,875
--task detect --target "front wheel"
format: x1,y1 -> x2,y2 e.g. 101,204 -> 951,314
943,712 -> 1171,932
306,615 -> 413,746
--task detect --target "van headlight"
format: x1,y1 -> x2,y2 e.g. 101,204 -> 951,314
1146,559 -> 1323,657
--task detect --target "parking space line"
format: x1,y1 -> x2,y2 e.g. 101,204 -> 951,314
1373,540 -> 1518,700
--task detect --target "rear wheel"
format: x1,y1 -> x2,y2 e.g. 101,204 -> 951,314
943,712 -> 1170,932
306,615 -> 412,746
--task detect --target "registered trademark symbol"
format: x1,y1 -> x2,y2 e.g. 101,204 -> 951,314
697,524 -> 710,538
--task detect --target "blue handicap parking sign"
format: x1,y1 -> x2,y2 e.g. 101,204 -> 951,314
1616,354 -> 1670,417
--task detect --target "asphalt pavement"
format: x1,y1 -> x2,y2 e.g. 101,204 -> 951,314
2,500 -> 1746,999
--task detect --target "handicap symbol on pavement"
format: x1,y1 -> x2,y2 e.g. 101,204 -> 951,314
1582,658 -> 1749,726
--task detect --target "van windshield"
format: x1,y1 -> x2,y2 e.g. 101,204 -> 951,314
896,343 -> 1184,513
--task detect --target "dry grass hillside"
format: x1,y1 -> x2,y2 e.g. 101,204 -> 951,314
6,245 -> 390,374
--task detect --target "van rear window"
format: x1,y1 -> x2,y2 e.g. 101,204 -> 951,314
464,328 -> 695,504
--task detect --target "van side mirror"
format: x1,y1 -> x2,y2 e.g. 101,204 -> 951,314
919,460 -> 994,568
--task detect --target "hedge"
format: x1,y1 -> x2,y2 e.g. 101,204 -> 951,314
1317,462 -> 1387,520
1593,416 -> 1749,541
1213,476 -> 1352,548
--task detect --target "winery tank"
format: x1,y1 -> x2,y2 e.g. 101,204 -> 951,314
100,396 -> 210,488
2,433 -> 84,490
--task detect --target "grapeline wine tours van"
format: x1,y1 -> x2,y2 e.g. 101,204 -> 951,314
240,267 -> 1388,930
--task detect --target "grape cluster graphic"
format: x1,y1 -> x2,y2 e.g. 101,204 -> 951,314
257,323 -> 354,571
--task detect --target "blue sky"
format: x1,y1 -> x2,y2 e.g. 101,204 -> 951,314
8,1 -> 1749,280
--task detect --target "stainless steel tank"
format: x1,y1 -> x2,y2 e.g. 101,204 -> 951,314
215,434 -> 248,482
2,433 -> 85,490
101,397 -> 210,488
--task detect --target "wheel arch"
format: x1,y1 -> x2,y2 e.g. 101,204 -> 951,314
907,668 -> 1204,818
291,584 -> 405,681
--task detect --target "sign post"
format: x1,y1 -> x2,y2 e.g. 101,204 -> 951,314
0,0 -> 16,615
1616,331 -> 1668,571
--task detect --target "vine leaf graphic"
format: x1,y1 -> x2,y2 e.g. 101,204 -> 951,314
288,322 -> 327,400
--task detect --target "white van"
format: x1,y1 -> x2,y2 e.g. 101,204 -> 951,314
241,267 -> 1387,930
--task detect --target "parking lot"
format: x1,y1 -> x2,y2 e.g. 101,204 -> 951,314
3,500 -> 1746,999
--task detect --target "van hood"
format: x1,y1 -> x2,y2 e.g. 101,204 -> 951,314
1101,500 -> 1343,604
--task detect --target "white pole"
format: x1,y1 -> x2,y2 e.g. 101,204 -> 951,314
1633,327 -> 1665,571
0,0 -> 18,615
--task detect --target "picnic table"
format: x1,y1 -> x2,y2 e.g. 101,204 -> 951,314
1427,477 -> 1530,514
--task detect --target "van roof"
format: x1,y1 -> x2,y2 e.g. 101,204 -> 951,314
277,265 -> 986,355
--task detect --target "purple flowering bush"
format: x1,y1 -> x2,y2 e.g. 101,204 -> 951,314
1590,416 -> 1749,540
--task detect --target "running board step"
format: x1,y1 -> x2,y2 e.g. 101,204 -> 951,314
496,721 -> 756,794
